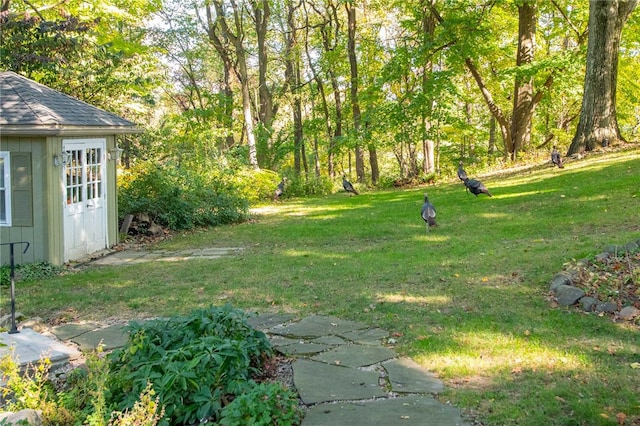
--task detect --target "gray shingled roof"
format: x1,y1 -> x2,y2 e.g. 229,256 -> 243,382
0,71 -> 141,135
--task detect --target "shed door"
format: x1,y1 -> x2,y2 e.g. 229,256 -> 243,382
63,139 -> 107,262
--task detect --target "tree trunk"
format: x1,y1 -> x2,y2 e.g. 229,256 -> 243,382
346,1 -> 365,183
421,0 -> 436,175
509,0 -> 536,160
568,0 -> 637,155
254,0 -> 274,127
208,0 -> 259,168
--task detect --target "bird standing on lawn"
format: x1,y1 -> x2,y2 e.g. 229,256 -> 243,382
421,193 -> 437,233
274,178 -> 287,201
551,146 -> 564,168
457,161 -> 469,182
463,177 -> 492,197
342,176 -> 359,195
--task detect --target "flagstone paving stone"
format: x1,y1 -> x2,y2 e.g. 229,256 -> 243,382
311,344 -> 397,368
293,359 -> 387,404
383,358 -> 445,394
302,395 -> 470,426
270,315 -> 367,338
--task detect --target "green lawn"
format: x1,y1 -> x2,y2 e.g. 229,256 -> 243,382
17,147 -> 640,425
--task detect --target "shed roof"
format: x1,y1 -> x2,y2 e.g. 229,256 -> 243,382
0,71 -> 142,136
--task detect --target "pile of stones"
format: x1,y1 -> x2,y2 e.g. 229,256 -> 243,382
549,239 -> 640,324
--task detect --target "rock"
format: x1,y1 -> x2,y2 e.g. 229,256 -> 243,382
595,302 -> 617,314
580,297 -> 598,312
624,242 -> 639,253
603,245 -> 625,255
554,285 -> 585,306
618,306 -> 640,321
594,252 -> 611,262
550,273 -> 573,291
0,409 -> 42,425
147,222 -> 164,236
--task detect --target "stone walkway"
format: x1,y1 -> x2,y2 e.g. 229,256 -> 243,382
1,248 -> 470,425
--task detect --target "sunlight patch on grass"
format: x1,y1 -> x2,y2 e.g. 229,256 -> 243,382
491,189 -> 556,198
376,293 -> 452,305
410,234 -> 451,242
416,332 -> 590,380
282,249 -> 347,260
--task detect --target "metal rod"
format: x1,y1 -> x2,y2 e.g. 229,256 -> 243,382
1,241 -> 30,334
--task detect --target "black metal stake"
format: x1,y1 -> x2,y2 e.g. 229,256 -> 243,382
1,241 -> 30,334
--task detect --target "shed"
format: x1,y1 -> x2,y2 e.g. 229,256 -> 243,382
0,71 -> 142,266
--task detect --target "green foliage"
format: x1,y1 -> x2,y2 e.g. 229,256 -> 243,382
234,168 -> 283,202
118,161 -> 249,230
108,382 -> 165,426
106,305 -> 273,425
0,354 -> 75,424
219,381 -> 303,426
0,262 -> 64,287
279,174 -> 334,197
59,349 -> 111,425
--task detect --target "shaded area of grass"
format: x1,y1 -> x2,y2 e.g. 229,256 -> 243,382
14,148 -> 640,425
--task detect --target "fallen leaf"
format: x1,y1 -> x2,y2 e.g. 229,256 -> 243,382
630,362 -> 640,369
616,412 -> 627,425
400,416 -> 410,420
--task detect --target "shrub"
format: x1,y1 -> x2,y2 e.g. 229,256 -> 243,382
278,173 -> 333,197
118,162 -> 249,230
0,262 -> 64,287
106,305 -> 274,425
219,381 -> 303,426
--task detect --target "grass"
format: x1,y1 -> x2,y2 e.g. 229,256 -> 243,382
8,147 -> 640,425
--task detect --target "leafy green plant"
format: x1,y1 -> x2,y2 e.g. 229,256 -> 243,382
106,305 -> 273,425
108,382 -> 165,426
118,161 -> 249,230
219,381 -> 303,426
0,354 -> 75,424
0,262 -> 64,286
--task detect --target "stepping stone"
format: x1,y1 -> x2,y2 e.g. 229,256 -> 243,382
50,323 -> 101,340
311,335 -> 348,345
293,359 -> 386,404
70,324 -> 129,351
247,313 -> 296,331
384,358 -> 444,394
340,328 -> 389,345
269,335 -> 300,348
0,328 -> 80,373
277,342 -> 334,356
270,315 -> 367,338
312,344 -> 396,367
302,395 -> 471,426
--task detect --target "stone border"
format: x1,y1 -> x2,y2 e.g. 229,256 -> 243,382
549,239 -> 640,323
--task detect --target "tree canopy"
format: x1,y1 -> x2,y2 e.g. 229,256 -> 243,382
2,0 -> 638,188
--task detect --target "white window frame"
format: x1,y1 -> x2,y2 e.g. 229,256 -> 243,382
0,151 -> 11,227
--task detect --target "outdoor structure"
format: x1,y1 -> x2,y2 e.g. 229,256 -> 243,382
0,71 -> 141,266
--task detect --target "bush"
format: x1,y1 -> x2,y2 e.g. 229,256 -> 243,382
278,173 -> 333,198
0,262 -> 64,287
219,381 -> 303,426
118,162 -> 249,230
106,305 -> 275,425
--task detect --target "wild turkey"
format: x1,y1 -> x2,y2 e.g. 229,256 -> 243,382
421,193 -> 437,233
342,176 -> 359,195
551,146 -> 564,168
463,177 -> 492,197
457,161 -> 469,182
274,178 -> 287,201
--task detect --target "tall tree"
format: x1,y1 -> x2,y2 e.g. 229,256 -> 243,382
345,0 -> 365,183
567,0 -> 638,154
206,0 -> 260,169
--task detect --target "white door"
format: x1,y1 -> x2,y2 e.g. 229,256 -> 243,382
63,139 -> 107,262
